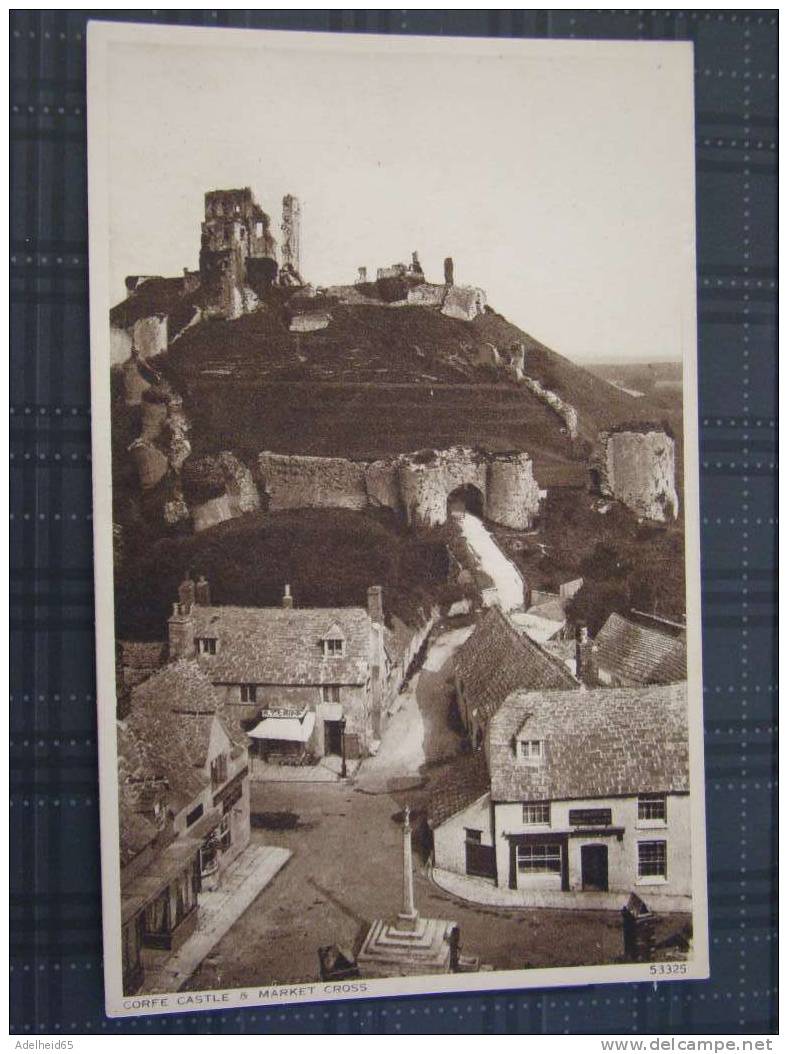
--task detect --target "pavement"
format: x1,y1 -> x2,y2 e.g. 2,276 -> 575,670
142,843 -> 291,993
459,512 -> 524,611
431,868 -> 693,914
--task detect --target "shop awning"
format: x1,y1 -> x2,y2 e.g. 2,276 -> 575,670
248,711 -> 316,743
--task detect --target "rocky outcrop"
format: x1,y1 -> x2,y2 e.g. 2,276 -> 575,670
258,445 -> 541,530
595,429 -> 679,522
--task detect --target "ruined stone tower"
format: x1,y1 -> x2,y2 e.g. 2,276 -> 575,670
199,188 -> 277,318
281,193 -> 302,278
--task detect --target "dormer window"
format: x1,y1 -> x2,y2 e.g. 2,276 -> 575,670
321,623 -> 346,658
519,739 -> 543,763
196,637 -> 217,656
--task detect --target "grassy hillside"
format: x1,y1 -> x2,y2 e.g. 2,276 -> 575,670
114,508 -> 458,640
152,290 -> 680,465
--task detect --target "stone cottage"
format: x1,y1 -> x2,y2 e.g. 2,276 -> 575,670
166,575 -> 395,767
453,605 -> 578,748
118,660 -> 251,994
594,612 -> 687,687
429,682 -> 691,911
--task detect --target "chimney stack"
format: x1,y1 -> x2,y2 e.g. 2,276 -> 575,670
444,256 -> 454,286
367,585 -> 384,625
357,266 -> 367,284
195,575 -> 211,606
575,623 -> 598,687
178,571 -> 196,613
168,601 -> 196,660
282,584 -> 294,609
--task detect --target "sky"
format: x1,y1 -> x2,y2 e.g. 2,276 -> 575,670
103,29 -> 696,363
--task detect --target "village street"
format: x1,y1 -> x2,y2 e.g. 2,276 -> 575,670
183,624 -> 640,992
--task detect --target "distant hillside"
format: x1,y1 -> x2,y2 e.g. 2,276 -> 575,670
148,290 -> 678,466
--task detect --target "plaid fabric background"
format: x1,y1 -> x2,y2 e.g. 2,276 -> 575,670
9,9 -> 777,1036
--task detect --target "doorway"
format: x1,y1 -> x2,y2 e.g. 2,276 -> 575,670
324,719 -> 343,756
581,844 -> 609,891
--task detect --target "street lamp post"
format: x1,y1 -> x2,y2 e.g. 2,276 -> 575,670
339,717 -> 347,778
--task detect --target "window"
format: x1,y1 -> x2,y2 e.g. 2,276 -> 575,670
322,685 -> 340,704
519,739 -> 543,762
323,638 -> 345,658
196,637 -> 217,656
465,828 -> 482,843
638,840 -> 667,879
522,802 -> 550,825
255,221 -> 264,237
638,793 -> 667,822
516,843 -> 562,874
185,803 -> 204,828
210,753 -> 227,788
240,684 -> 257,703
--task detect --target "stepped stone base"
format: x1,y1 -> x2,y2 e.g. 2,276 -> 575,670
356,916 -> 457,978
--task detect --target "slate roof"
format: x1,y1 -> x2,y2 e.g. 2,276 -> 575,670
189,604 -> 373,686
487,683 -> 689,803
120,640 -> 167,667
427,754 -> 490,829
125,660 -> 240,813
595,612 -> 687,686
454,606 -> 578,724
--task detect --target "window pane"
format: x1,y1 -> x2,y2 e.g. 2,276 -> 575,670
523,803 -> 550,824
638,840 -> 667,877
638,794 -> 666,820
517,843 -> 561,873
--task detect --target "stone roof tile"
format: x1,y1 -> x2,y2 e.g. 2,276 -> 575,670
189,604 -> 372,686
454,606 -> 578,724
595,612 -> 687,685
487,682 -> 689,803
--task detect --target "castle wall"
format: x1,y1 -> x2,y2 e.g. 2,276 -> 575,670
111,324 -> 133,366
519,375 -> 578,439
486,453 -> 542,530
397,449 -> 488,528
257,446 -> 540,531
600,430 -> 679,522
258,452 -> 368,511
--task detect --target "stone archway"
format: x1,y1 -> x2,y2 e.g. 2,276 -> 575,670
446,483 -> 485,520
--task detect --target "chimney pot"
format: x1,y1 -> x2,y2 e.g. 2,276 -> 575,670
367,585 -> 384,625
282,584 -> 294,609
195,575 -> 211,606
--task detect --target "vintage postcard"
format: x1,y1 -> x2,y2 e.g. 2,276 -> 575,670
87,22 -> 709,1017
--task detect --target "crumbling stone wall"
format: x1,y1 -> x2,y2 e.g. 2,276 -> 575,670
185,451 -> 261,531
258,445 -> 541,530
258,452 -> 368,511
520,374 -> 579,439
397,448 -> 489,527
486,453 -> 543,529
596,430 -> 679,522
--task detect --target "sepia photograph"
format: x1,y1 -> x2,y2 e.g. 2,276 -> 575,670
87,22 -> 709,1017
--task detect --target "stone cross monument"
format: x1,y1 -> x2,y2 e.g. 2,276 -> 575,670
356,805 -> 459,977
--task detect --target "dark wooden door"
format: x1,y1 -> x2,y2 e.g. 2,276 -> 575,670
581,844 -> 609,891
465,840 -> 496,879
324,720 -> 343,755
